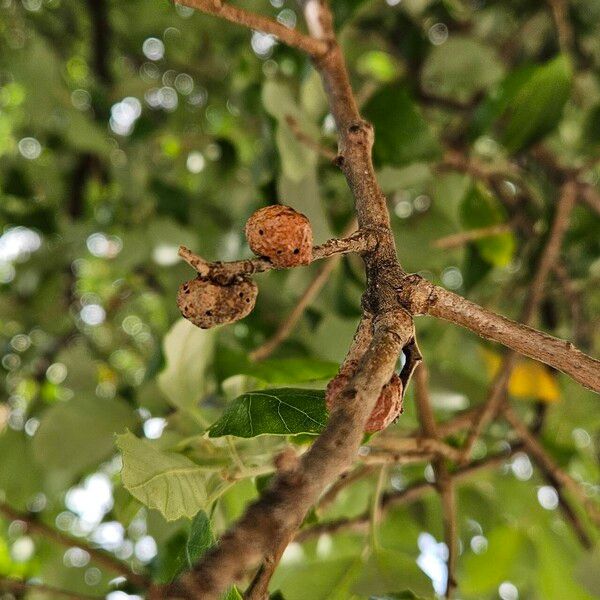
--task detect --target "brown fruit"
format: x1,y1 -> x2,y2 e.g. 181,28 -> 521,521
177,277 -> 258,329
245,205 -> 312,267
325,363 -> 403,433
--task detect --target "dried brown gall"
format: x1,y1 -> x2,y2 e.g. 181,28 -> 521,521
325,362 -> 403,433
245,205 -> 312,267
177,277 -> 258,329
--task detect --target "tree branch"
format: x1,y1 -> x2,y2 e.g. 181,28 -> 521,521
413,364 -> 457,598
432,223 -> 513,250
546,0 -> 574,54
0,577 -> 101,600
159,0 -> 599,596
180,313 -> 413,598
285,115 -> 337,161
295,446 -> 522,542
178,229 -> 375,283
457,180 -> 578,460
0,503 -> 149,589
502,404 -> 600,529
368,436 -> 463,463
175,0 -> 328,57
399,276 -> 600,393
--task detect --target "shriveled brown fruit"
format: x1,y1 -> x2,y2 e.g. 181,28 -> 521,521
245,205 -> 312,267
177,277 -> 258,329
325,362 -> 403,433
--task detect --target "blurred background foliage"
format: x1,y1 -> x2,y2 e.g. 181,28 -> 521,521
0,0 -> 599,598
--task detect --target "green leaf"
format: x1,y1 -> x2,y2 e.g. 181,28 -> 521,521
245,358 -> 339,385
272,556 -> 362,600
352,549 -> 433,598
158,318 -> 217,412
421,36 -> 505,104
153,511 -> 214,583
462,244 -> 492,291
459,184 -> 515,267
215,348 -> 338,385
534,528 -> 596,599
501,55 -> 572,152
33,396 -> 138,478
363,85 -> 440,167
475,55 -> 573,153
209,388 -> 328,438
222,588 -> 243,600
461,526 -> 525,594
0,430 -> 43,509
262,80 -> 331,240
582,103 -> 600,148
186,510 -> 215,566
575,547 -> 600,597
356,51 -> 402,83
117,431 -> 211,521
332,0 -> 371,28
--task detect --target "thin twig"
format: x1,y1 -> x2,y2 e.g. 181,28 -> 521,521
285,115 -> 337,161
0,577 -> 102,600
178,228 -> 374,283
578,182 -> 600,216
432,223 -> 513,250
295,446 -> 522,542
0,503 -> 149,589
546,0 -> 574,53
502,404 -> 600,529
368,436 -> 463,463
316,464 -> 377,514
458,181 -> 578,460
175,0 -> 328,57
413,365 -> 457,598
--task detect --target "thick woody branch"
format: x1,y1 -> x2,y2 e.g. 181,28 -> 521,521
175,0 -> 328,57
398,277 -> 600,394
179,229 -> 376,283
181,314 -> 413,598
0,503 -> 149,589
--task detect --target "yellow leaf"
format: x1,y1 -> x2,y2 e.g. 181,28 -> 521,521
481,350 -> 560,403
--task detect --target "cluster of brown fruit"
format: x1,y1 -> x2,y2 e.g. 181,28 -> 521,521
177,203 -> 401,432
177,205 -> 312,329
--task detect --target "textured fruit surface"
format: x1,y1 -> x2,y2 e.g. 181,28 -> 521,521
326,362 -> 403,433
245,205 -> 312,267
177,277 -> 258,329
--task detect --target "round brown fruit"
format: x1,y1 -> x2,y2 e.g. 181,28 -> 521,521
245,205 -> 312,267
325,365 -> 403,433
177,277 -> 258,329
